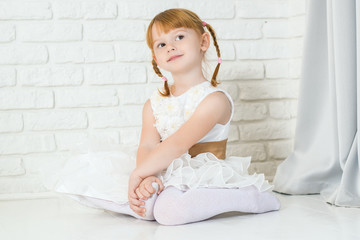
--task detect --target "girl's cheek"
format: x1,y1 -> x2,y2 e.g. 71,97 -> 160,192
154,49 -> 161,55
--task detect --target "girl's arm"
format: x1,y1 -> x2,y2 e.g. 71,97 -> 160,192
134,91 -> 231,179
128,99 -> 161,215
136,99 -> 161,168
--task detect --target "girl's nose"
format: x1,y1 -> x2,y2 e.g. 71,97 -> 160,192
167,43 -> 176,51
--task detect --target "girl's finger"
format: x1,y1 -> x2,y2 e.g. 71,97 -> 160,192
128,191 -> 138,202
141,182 -> 153,195
154,179 -> 164,194
129,196 -> 145,207
140,185 -> 153,198
145,183 -> 156,194
136,187 -> 147,200
129,203 -> 146,217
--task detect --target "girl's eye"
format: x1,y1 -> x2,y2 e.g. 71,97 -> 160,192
176,35 -> 184,40
157,35 -> 184,48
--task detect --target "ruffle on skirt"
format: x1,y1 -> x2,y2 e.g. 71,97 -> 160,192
40,145 -> 273,206
159,151 -> 274,192
40,144 -> 138,205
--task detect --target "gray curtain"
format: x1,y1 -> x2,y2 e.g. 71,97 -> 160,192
273,0 -> 360,207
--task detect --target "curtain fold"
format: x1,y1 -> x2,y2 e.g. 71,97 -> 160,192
273,0 -> 360,207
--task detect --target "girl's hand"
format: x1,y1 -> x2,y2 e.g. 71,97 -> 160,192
128,170 -> 146,217
135,176 -> 164,201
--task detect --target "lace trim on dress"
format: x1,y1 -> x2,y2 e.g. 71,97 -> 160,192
150,82 -> 208,141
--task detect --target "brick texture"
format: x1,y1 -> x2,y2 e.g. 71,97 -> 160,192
0,0 -> 307,193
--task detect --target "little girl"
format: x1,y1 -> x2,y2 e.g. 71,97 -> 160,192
44,8 -> 280,226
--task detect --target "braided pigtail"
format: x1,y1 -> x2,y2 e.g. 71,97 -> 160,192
203,22 -> 222,87
152,59 -> 170,97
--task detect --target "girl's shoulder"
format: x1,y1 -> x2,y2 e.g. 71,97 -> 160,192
199,84 -> 234,106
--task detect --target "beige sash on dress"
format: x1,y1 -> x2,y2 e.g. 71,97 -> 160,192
188,138 -> 227,159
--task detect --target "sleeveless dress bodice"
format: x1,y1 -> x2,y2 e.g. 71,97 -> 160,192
150,81 -> 234,143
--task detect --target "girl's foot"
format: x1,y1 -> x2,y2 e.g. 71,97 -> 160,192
75,182 -> 160,221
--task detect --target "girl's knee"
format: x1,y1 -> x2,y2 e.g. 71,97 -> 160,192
153,187 -> 191,225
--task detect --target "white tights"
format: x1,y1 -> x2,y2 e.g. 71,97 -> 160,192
82,183 -> 281,226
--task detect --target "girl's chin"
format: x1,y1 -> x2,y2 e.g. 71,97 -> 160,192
166,68 -> 189,75
163,64 -> 196,74
160,66 -> 185,73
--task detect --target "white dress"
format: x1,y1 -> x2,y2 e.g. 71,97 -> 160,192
42,81 -> 273,206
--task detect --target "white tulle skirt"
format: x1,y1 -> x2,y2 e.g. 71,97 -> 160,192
41,142 -> 274,205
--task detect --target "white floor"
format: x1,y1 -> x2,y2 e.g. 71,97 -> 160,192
0,191 -> 359,240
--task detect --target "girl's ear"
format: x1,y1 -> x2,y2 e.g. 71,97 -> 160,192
200,32 -> 210,52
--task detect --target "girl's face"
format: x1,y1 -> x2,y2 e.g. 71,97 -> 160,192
152,25 -> 209,74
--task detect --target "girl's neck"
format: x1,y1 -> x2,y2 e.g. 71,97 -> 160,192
170,67 -> 207,94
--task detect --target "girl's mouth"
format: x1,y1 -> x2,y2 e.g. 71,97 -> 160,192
168,55 -> 183,62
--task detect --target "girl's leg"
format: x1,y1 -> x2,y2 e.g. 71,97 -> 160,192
79,182 -> 159,221
153,185 -> 281,226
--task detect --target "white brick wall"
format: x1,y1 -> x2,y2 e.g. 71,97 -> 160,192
0,0 -> 307,195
